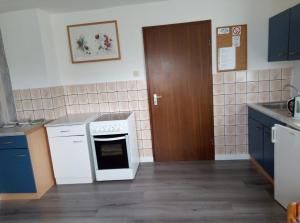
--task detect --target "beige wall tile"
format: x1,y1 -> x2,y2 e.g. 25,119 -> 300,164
127,80 -> 137,91
80,104 -> 90,113
236,94 -> 246,104
68,95 -> 79,105
247,93 -> 258,103
236,104 -> 247,114
236,135 -> 247,145
24,111 -> 34,120
118,91 -> 129,101
214,126 -> 224,136
100,103 -> 109,113
213,95 -> 225,105
225,115 -> 235,125
109,102 -> 119,112
236,71 -> 247,83
13,90 -> 21,101
129,101 -> 139,111
140,120 -> 151,130
225,95 -> 235,105
214,136 -> 225,146
137,80 -> 147,90
224,83 -> 235,94
214,105 -> 225,116
215,146 -> 226,155
44,110 -> 55,120
225,135 -> 236,145
236,83 -> 246,93
20,89 -> 31,100
225,146 -> 236,154
119,102 -> 129,111
97,83 -> 107,93
270,91 -> 282,102
236,144 -> 248,154
258,92 -> 270,103
89,104 -> 100,112
88,94 -> 99,104
213,84 -> 224,95
259,70 -> 270,81
86,84 -> 97,93
247,71 -> 259,82
282,91 -> 292,100
224,72 -> 236,83
128,91 -> 139,101
139,100 -> 149,110
15,101 -> 23,111
32,99 -> 43,110
98,93 -> 108,103
259,81 -> 270,92
236,125 -> 247,135
225,125 -> 236,136
247,82 -> 258,93
143,148 -> 153,157
22,100 -> 33,110
213,73 -> 223,84
106,82 -> 117,92
282,67 -> 292,79
225,105 -> 236,116
142,140 -> 152,149
108,92 -> 118,102
139,110 -> 150,120
138,90 -> 148,100
30,88 -> 41,99
270,69 -> 282,80
236,115 -> 247,125
41,88 -> 52,98
117,81 -> 128,91
214,116 -> 225,126
270,80 -> 282,91
78,94 -> 88,105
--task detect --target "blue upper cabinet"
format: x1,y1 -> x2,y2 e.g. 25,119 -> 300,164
268,9 -> 290,61
268,4 -> 300,62
289,4 -> 300,60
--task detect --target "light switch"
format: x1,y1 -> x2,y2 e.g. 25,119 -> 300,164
133,70 -> 140,77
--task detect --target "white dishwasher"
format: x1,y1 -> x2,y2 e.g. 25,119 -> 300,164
272,124 -> 300,208
46,114 -> 99,185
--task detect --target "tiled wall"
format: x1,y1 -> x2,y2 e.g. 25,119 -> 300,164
13,67 -> 293,159
13,80 -> 153,159
213,67 -> 293,155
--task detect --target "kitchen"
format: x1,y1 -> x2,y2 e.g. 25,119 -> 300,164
0,0 -> 300,222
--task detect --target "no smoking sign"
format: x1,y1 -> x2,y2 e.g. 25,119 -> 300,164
232,26 -> 241,35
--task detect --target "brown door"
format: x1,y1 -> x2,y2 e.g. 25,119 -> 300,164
143,20 -> 214,162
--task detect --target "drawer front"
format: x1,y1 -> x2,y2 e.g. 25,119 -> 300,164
248,107 -> 285,128
0,135 -> 28,149
47,125 -> 86,138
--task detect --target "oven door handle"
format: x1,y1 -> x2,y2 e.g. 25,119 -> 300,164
94,136 -> 126,142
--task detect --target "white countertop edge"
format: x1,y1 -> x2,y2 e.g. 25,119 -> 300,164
45,113 -> 101,127
247,103 -> 300,131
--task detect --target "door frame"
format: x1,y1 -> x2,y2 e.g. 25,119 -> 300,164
142,20 -> 215,161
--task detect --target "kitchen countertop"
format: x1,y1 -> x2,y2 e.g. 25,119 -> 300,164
45,113 -> 100,127
0,123 -> 45,137
248,103 -> 300,131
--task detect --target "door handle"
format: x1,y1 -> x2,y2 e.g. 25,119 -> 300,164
153,94 -> 162,106
271,127 -> 276,143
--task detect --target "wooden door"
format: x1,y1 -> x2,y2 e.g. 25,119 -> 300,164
143,20 -> 214,162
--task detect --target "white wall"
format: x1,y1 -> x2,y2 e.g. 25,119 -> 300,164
0,9 -> 61,89
0,0 -> 300,88
51,0 -> 299,86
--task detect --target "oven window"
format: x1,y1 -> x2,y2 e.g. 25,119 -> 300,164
94,134 -> 129,170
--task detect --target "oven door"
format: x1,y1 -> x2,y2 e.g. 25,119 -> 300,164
93,134 -> 129,170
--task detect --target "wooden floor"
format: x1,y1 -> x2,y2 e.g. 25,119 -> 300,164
0,161 -> 286,223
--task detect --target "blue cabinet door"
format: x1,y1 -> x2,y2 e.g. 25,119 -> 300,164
268,9 -> 290,61
263,127 -> 274,178
289,4 -> 300,60
0,149 -> 36,193
248,118 -> 264,166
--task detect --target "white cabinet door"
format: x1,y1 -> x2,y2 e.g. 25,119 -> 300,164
273,124 -> 300,208
48,136 -> 92,180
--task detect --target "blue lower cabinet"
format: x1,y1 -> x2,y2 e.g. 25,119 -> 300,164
0,149 -> 36,193
248,107 -> 285,179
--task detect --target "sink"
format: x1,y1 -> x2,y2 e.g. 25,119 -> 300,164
260,102 -> 287,110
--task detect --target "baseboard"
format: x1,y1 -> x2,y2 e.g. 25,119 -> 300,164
140,156 -> 154,163
215,154 -> 250,160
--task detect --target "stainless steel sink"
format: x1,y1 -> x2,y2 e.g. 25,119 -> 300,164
260,102 -> 287,110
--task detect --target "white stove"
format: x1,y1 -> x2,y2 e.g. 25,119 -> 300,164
89,112 -> 139,181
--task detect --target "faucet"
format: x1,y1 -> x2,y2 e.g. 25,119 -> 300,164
283,84 -> 300,97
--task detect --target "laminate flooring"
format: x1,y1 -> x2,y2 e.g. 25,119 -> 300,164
0,161 -> 286,223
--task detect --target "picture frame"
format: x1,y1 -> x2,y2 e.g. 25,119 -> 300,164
67,20 -> 121,63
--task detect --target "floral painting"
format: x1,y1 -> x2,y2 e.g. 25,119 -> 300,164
67,20 -> 121,63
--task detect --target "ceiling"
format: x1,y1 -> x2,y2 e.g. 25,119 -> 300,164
0,0 -> 165,14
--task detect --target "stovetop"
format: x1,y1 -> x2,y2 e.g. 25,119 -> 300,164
95,112 -> 132,122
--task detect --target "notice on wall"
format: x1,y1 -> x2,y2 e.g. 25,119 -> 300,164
232,36 -> 240,47
217,27 -> 230,35
218,47 -> 236,70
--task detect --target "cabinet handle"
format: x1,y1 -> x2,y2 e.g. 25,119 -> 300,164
73,140 -> 83,143
271,127 -> 276,143
0,141 -> 13,144
289,51 -> 300,56
60,130 -> 71,133
16,154 -> 26,157
277,52 -> 288,57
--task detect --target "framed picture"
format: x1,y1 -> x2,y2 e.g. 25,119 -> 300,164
67,20 -> 121,63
